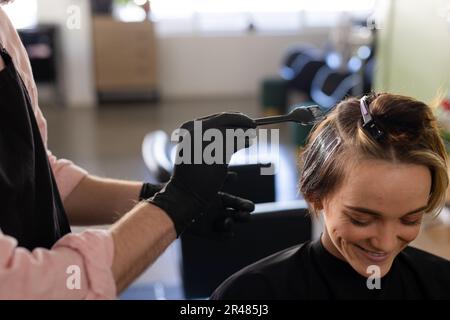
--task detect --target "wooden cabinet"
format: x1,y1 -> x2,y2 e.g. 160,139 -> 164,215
92,17 -> 158,103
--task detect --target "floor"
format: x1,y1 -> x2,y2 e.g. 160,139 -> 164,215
41,97 -> 304,299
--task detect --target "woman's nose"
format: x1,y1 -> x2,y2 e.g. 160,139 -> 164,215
370,223 -> 399,252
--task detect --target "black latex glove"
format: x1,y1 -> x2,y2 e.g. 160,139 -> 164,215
148,112 -> 256,236
184,191 -> 255,240
140,172 -> 254,239
139,182 -> 165,200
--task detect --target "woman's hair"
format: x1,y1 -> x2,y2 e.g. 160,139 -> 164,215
300,92 -> 449,217
0,0 -> 14,4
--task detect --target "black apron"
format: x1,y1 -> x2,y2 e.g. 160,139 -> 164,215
0,46 -> 70,250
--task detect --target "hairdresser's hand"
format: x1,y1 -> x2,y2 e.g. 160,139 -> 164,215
140,182 -> 254,240
185,191 -> 254,240
148,112 -> 256,236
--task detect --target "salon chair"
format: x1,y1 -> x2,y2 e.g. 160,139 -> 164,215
290,58 -> 326,99
281,50 -> 325,99
181,201 -> 311,299
310,63 -> 361,109
279,45 -> 322,80
279,46 -> 325,100
308,43 -> 379,108
363,57 -> 375,93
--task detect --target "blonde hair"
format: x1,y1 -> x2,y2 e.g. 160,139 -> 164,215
299,93 -> 449,217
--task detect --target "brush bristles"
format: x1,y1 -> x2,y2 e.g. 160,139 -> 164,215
307,106 -> 325,123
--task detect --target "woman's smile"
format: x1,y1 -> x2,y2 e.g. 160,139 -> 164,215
352,243 -> 390,263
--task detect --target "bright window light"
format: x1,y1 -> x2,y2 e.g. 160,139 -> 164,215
147,0 -> 376,34
2,0 -> 38,29
150,0 -> 376,17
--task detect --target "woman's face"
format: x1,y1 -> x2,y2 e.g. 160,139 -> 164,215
319,159 -> 431,278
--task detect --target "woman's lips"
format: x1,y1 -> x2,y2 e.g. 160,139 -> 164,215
354,244 -> 390,263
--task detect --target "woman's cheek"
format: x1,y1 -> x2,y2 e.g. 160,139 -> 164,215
337,222 -> 421,247
332,222 -> 373,243
399,225 -> 422,243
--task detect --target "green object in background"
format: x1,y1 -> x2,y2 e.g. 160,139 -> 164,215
440,129 -> 450,154
289,101 -> 315,147
260,78 -> 288,116
374,0 -> 450,103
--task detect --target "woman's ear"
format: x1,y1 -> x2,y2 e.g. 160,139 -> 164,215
311,199 -> 324,213
304,193 -> 324,213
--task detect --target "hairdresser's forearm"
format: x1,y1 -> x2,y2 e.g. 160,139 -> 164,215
110,201 -> 176,293
63,175 -> 143,226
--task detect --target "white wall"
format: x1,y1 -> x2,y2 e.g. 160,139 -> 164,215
34,0 -> 329,106
157,31 -> 329,100
37,0 -> 96,107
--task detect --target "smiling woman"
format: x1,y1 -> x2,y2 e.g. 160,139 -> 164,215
320,159 -> 431,278
211,93 -> 450,300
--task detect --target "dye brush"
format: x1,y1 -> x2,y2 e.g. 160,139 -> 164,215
254,105 -> 324,126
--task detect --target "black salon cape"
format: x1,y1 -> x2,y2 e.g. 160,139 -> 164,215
211,239 -> 450,299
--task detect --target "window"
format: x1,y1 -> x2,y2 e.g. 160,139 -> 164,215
145,0 -> 377,35
2,0 -> 38,29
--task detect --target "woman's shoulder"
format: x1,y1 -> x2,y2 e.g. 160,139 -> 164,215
401,245 -> 450,295
210,242 -> 313,300
402,246 -> 450,268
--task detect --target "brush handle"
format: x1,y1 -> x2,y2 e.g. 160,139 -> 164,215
254,115 -> 291,126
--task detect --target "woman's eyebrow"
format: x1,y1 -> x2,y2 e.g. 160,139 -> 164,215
344,205 -> 428,217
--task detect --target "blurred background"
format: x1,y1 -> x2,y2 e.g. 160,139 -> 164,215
3,0 -> 450,299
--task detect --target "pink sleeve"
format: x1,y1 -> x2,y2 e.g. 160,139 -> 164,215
45,134 -> 89,201
0,230 -> 116,300
0,8 -> 88,201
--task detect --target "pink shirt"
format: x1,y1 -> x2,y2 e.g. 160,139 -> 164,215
0,8 -> 116,299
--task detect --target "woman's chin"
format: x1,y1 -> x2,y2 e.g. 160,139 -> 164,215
352,262 -> 392,279
344,244 -> 395,278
